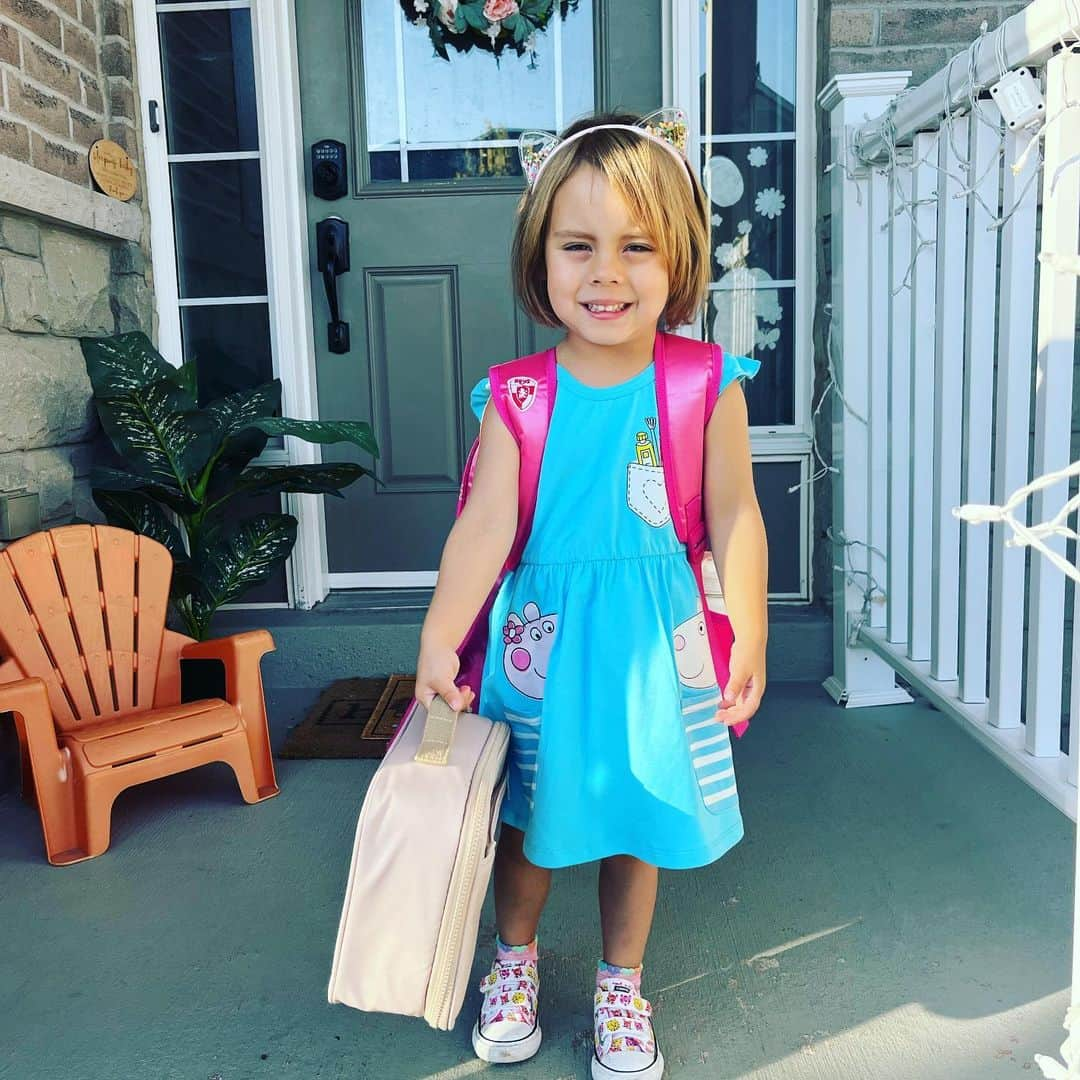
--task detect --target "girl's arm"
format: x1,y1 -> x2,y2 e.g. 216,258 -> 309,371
416,400 -> 521,711
704,380 -> 769,716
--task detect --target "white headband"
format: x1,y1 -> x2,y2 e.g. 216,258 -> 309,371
519,108 -> 693,192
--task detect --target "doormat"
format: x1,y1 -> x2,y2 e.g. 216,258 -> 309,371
277,674 -> 415,759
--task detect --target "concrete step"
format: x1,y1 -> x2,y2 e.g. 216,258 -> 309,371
213,591 -> 833,690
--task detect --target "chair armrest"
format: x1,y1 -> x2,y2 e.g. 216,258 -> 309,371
0,677 -> 64,798
181,629 -> 275,665
181,630 -> 275,712
0,677 -> 58,746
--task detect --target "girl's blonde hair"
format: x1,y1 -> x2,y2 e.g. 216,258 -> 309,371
512,111 -> 711,330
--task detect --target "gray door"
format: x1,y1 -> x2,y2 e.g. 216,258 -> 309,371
295,1 -> 662,580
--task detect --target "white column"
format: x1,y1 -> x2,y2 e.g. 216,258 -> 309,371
819,73 -> 914,708
251,0 -> 329,609
929,117 -> 968,683
1027,47 -> 1080,760
958,104 -> 1001,706
988,125 -> 1038,730
130,1 -> 182,365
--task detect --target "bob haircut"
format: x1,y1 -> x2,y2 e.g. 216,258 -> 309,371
512,111 -> 711,330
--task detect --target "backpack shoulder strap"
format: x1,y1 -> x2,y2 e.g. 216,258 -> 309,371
479,347 -> 557,568
654,332 -> 719,557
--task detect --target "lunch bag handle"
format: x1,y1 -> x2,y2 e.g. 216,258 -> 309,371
413,695 -> 461,766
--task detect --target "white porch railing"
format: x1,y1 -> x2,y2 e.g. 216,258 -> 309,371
818,0 -> 1080,823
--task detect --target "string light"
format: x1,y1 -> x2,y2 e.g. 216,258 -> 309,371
828,527 -> 888,645
956,461 -> 1080,587
812,11 -> 1080,636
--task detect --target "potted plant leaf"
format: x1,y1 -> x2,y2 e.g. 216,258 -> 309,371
80,331 -> 378,641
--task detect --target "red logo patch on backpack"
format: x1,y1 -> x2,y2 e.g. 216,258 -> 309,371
507,376 -> 538,413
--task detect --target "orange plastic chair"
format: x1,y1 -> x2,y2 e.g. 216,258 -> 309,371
0,524 -> 280,865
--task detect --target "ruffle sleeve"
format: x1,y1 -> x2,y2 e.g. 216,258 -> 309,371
470,377 -> 492,422
718,352 -> 762,395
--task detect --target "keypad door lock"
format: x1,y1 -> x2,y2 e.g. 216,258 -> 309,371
312,139 -> 347,200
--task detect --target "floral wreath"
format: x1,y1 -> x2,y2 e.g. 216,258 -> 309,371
399,1 -> 581,62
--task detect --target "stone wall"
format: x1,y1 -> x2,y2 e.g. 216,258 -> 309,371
810,0 -> 1031,610
0,0 -> 150,797
0,0 -> 150,531
0,211 -> 151,527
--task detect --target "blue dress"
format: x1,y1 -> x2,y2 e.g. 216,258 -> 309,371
470,349 -> 761,870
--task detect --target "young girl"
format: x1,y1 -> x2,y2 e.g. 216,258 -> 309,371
415,109 -> 768,1078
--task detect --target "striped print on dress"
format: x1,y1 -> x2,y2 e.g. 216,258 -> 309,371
504,710 -> 541,811
683,693 -> 737,812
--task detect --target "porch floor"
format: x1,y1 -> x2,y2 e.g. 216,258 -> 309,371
0,682 -> 1073,1080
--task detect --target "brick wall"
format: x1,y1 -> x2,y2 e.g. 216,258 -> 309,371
827,1 -> 1031,84
0,0 -> 137,185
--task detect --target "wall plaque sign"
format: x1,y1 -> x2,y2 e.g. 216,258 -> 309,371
88,139 -> 137,201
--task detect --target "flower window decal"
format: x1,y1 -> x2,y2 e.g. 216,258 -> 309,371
748,146 -> 768,168
755,187 -> 785,220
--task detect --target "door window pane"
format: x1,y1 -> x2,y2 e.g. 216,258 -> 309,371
181,303 -> 272,405
360,2 -> 594,182
699,0 -> 798,430
707,284 -> 794,426
702,0 -> 796,135
703,139 -> 795,281
158,9 -> 258,155
171,160 -> 267,297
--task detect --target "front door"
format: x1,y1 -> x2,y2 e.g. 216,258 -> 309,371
294,1 -> 662,586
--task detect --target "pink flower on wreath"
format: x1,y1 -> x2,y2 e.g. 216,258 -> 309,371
483,0 -> 519,22
437,0 -> 460,29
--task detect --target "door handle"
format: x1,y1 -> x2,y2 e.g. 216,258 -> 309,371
316,216 -> 350,354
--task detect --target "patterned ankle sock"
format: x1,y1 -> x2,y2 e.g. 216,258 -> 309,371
597,959 -> 643,992
496,934 -> 538,964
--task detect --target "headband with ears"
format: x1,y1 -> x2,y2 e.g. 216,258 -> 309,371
518,107 -> 692,191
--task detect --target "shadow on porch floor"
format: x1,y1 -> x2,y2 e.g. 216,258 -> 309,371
0,682 -> 1072,1080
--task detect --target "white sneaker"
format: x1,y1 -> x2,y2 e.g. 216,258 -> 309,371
471,955 -> 542,1064
592,979 -> 665,1079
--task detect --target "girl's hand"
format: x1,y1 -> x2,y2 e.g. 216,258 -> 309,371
717,639 -> 766,727
416,641 -> 476,714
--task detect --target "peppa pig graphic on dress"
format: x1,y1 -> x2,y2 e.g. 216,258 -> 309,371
673,606 -> 737,815
502,601 -> 558,699
625,416 -> 671,527
672,608 -> 718,689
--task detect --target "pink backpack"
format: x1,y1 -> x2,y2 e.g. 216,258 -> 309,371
454,331 -> 749,739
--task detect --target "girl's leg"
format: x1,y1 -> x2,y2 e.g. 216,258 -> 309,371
593,857 -> 665,1078
597,855 -> 659,968
494,824 -> 553,945
475,825 -> 549,1064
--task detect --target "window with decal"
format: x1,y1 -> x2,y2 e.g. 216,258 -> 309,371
699,0 -> 797,429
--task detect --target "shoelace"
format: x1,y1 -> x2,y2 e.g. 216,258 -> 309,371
479,960 -> 538,1027
594,987 -> 656,1058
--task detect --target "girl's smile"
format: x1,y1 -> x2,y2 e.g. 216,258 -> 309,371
581,300 -> 633,319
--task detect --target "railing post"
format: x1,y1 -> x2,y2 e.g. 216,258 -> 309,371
818,73 -> 915,708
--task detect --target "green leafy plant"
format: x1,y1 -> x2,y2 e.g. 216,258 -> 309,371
80,331 -> 378,640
